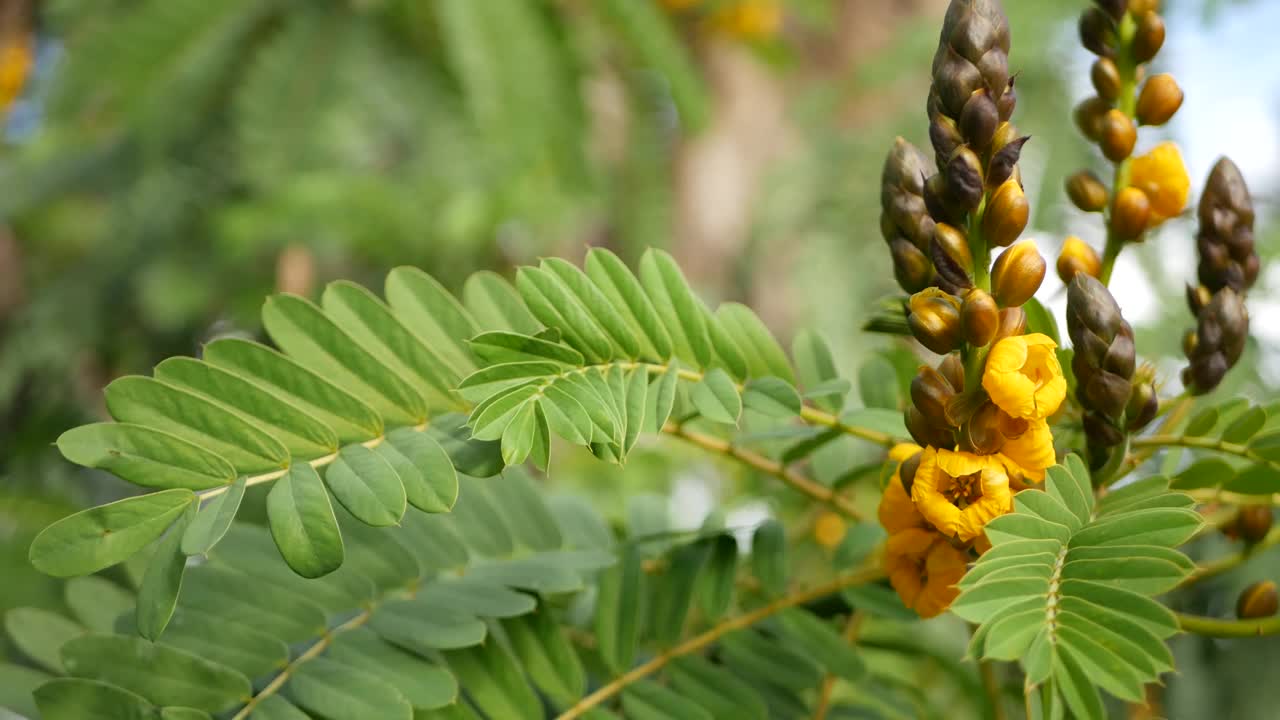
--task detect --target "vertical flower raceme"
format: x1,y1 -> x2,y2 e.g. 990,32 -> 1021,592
1067,275 -> 1143,461
881,139 -> 938,294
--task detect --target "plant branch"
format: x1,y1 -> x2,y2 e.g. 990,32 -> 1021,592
555,566 -> 886,720
1176,611 -> 1280,638
1130,434 -> 1280,472
1181,524 -> 1280,588
663,421 -> 863,520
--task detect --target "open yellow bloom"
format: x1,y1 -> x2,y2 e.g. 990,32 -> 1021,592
911,448 -> 1013,541
982,333 -> 1066,421
878,443 -> 926,534
998,418 -> 1056,482
813,512 -> 847,549
1129,141 -> 1190,225
884,527 -> 969,618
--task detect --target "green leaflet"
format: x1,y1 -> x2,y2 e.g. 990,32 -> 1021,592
496,470 -> 564,552
180,565 -> 328,643
34,678 -> 157,720
698,534 -> 738,621
386,428 -> 458,512
750,520 -> 787,596
64,576 -> 134,633
60,634 -> 250,713
667,655 -> 768,720
442,642 -> 541,720
649,539 -> 711,647
418,579 -> 536,618
287,656 -> 412,720
585,247 -> 673,362
468,331 -> 583,366
715,302 -> 795,383
742,376 -> 802,417
517,265 -> 615,364
1223,404 -> 1267,443
370,600 -> 487,651
542,257 -> 641,359
323,444 -> 408,527
502,608 -> 585,710
57,423 -> 236,491
792,330 -> 845,413
105,376 -> 289,475
322,280 -> 463,411
4,607 -> 84,673
703,304 -> 749,381
623,679 -> 712,720
0,664 -> 50,719
157,609 -> 289,679
182,477 -> 246,556
137,503 -> 196,640
463,271 -> 543,336
595,545 -> 644,674
327,628 -> 457,710
719,629 -> 823,692
267,463 -> 345,578
956,463 -> 1199,719
691,368 -> 742,425
639,248 -> 712,369
263,293 -> 427,427
251,696 -> 311,720
30,489 -> 197,577
646,362 -> 679,433
776,609 -> 866,682
203,338 -> 383,445
154,357 -> 339,460
384,266 -> 479,377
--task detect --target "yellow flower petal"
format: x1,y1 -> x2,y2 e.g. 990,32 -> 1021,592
911,448 -> 1013,542
982,333 -> 1067,421
884,527 -> 967,619
1129,141 -> 1190,224
998,418 -> 1056,482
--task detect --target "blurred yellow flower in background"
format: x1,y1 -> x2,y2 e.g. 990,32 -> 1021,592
812,511 -> 847,549
884,527 -> 968,618
982,333 -> 1067,421
1128,141 -> 1190,225
911,448 -> 1013,541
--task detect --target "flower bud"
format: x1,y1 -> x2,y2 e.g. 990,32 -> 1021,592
1057,236 -> 1102,284
991,242 -> 1046,308
961,288 -> 1000,347
991,122 -> 1019,155
929,116 -> 963,167
1074,97 -> 1110,142
908,288 -> 963,355
1091,58 -> 1121,101
924,172 -> 963,225
1095,0 -> 1127,20
1128,0 -> 1158,13
889,237 -> 935,293
993,306 -> 1027,343
1186,284 -> 1212,316
946,146 -> 986,209
961,401 -> 1006,455
899,451 -> 923,496
1125,381 -> 1158,430
931,223 -> 974,291
1112,186 -> 1151,240
960,90 -> 1000,151
1237,580 -> 1279,620
1235,506 -> 1274,545
938,353 -> 966,393
1079,7 -> 1117,57
905,406 -> 955,449
1100,109 -> 1137,162
983,179 -> 1030,248
911,365 -> 958,426
1132,12 -> 1165,63
1181,329 -> 1198,357
986,136 -> 1029,188
1066,170 -> 1109,212
1136,73 -> 1183,126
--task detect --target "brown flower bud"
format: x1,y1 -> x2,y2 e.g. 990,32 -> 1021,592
1100,109 -> 1137,162
1112,186 -> 1152,240
983,179 -> 1030,248
906,406 -> 955,449
1132,12 -> 1166,63
1057,236 -> 1102,284
961,401 -> 1006,455
1091,58 -> 1121,101
908,288 -> 963,355
1066,170 -> 1109,212
997,81 -> 1017,122
1235,506 -> 1274,545
938,352 -> 966,393
961,288 -> 1000,347
1184,288 -> 1249,394
991,242 -> 1046,308
987,136 -> 1029,188
1079,7 -> 1118,57
1095,0 -> 1128,21
946,146 -> 986,209
929,116 -> 964,167
932,222 -> 974,291
1128,0 -> 1158,13
1197,157 -> 1257,293
889,237 -> 935,293
991,122 -> 1019,154
1073,96 -> 1111,143
912,365 -> 958,426
1186,284 -> 1212,316
960,90 -> 1000,151
924,172 -> 963,226
1181,329 -> 1198,358
1136,73 -> 1183,126
899,451 -> 923,496
1237,580 -> 1279,620
1125,382 -> 1158,430
993,306 -> 1027,343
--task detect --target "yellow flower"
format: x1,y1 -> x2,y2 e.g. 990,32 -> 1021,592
982,333 -> 1067,421
884,527 -> 968,619
878,443 -> 926,534
911,448 -> 1013,541
813,512 -> 847,549
711,0 -> 782,39
0,38 -> 33,112
998,418 -> 1056,482
1128,141 -> 1190,225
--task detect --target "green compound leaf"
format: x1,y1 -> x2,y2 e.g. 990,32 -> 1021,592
957,463 -> 1199,720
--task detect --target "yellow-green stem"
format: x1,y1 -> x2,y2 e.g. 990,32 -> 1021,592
1099,13 -> 1139,286
1176,611 -> 1280,638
